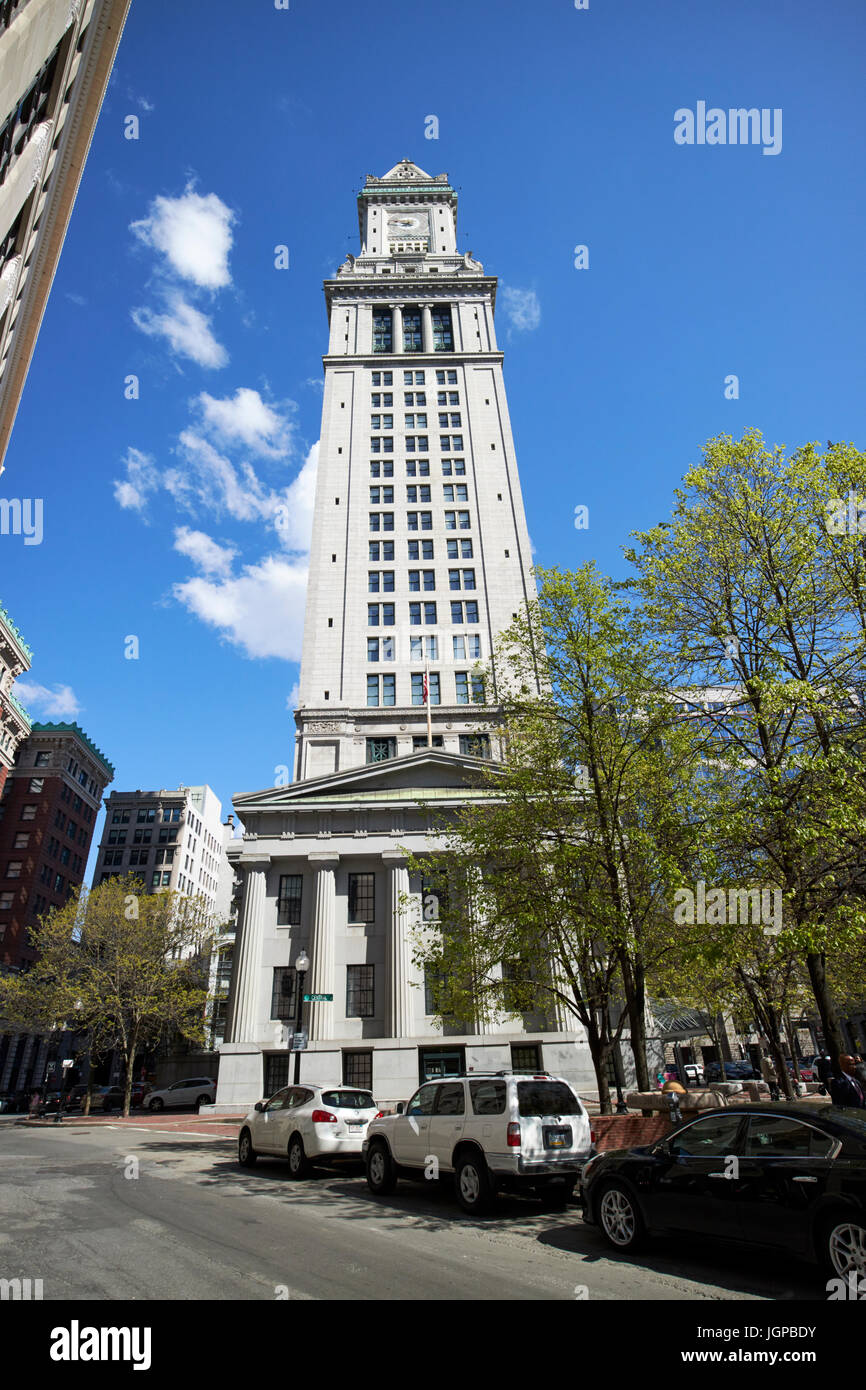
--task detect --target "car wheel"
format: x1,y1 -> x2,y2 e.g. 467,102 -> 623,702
822,1213 -> 866,1280
149,1098 -> 164,1112
538,1178 -> 577,1210
366,1141 -> 397,1196
287,1134 -> 310,1179
454,1151 -> 494,1215
238,1129 -> 257,1168
195,1094 -> 211,1111
596,1180 -> 644,1252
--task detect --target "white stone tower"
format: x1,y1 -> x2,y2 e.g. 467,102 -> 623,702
295,159 -> 538,781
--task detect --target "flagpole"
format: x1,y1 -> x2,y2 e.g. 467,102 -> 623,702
425,659 -> 432,747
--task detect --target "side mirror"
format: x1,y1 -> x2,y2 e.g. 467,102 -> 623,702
395,1101 -> 405,1115
254,1102 -> 264,1112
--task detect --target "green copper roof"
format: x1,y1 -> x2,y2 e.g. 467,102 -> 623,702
7,690 -> 31,727
0,600 -> 33,660
30,722 -> 115,779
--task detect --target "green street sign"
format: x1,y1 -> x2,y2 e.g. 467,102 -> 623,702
303,993 -> 333,1002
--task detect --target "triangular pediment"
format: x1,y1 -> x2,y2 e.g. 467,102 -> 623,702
232,750 -> 501,812
377,158 -> 434,182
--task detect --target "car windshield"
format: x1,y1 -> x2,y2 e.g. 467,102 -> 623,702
517,1082 -> 581,1117
320,1090 -> 375,1109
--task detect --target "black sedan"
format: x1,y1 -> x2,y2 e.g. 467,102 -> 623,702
582,1104 -> 866,1281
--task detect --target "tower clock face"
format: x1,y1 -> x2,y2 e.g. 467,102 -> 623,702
386,210 -> 428,237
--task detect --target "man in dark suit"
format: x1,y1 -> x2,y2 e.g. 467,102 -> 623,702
829,1055 -> 866,1108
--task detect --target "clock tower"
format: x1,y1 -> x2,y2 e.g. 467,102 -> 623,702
295,159 -> 538,778
215,163 -> 599,1115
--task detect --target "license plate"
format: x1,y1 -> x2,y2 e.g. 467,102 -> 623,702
347,1123 -> 363,1133
544,1127 -> 572,1149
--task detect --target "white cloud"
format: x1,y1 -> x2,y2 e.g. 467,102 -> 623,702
13,681 -> 81,719
195,388 -> 293,457
113,446 -> 157,512
286,681 -> 300,711
132,294 -> 228,368
501,286 -> 541,332
273,441 -> 318,552
130,187 -> 234,290
173,553 -> 308,660
173,526 -> 237,578
174,430 -> 272,521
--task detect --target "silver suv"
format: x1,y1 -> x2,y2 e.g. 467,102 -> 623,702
363,1071 -> 592,1215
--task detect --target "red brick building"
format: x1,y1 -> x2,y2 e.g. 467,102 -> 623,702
0,722 -> 114,972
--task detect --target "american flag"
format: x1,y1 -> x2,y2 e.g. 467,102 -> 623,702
422,668 -> 429,704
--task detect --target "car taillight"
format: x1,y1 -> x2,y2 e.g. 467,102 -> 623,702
507,1122 -> 521,1147
311,1109 -> 337,1124
590,1128 -> 597,1145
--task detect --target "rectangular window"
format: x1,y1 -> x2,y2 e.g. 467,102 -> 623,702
408,570 -> 420,592
277,875 -> 302,926
382,603 -> 395,626
460,734 -> 491,758
432,308 -> 453,351
34,751 -> 51,767
465,601 -> 479,622
373,309 -> 392,353
510,1043 -> 542,1073
463,569 -> 476,589
424,602 -> 436,624
403,310 -> 422,352
367,638 -> 379,662
368,604 -> 379,626
422,570 -> 435,591
382,673 -> 396,706
6,861 -> 22,878
348,874 -> 375,925
20,804 -> 36,821
368,674 -> 380,706
29,778 -> 44,793
409,602 -> 421,625
0,892 -> 13,910
366,737 -> 396,764
413,735 -> 444,751
346,964 -> 375,1016
368,571 -> 380,593
271,966 -> 297,1020
13,833 -> 28,849
342,1051 -> 373,1090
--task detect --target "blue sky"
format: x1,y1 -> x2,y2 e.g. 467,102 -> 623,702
2,0 -> 864,878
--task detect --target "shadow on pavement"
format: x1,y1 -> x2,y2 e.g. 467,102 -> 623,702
536,1221 -> 823,1300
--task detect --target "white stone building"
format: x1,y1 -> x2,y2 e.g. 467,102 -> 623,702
95,783 -> 231,919
216,161 -> 598,1111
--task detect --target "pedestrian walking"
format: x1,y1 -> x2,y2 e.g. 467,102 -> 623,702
828,1055 -> 866,1109
815,1053 -> 833,1095
28,1089 -> 41,1118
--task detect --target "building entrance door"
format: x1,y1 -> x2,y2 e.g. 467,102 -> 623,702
419,1047 -> 465,1083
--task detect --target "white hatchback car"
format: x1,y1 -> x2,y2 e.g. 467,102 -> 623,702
364,1071 -> 593,1214
143,1077 -> 216,1111
238,1084 -> 381,1177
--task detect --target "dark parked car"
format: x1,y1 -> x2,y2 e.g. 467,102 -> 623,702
582,1104 -> 866,1281
704,1060 -> 757,1082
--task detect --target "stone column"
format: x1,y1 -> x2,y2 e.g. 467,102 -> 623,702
308,853 -> 339,1040
225,858 -> 269,1043
421,303 -> 434,354
390,303 -> 403,354
384,853 -> 413,1038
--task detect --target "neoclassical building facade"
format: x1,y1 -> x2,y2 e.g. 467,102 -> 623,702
215,162 -> 597,1109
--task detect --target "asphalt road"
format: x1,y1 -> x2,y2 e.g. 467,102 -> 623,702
0,1119 -> 825,1302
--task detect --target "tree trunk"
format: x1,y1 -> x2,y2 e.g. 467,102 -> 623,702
806,952 -> 846,1063
123,1024 -> 139,1119
618,951 -> 650,1092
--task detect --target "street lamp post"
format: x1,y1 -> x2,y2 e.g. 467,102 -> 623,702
292,951 -> 310,1084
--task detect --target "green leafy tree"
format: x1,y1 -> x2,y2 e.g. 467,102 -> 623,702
627,430 -> 866,1061
0,876 -> 214,1117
